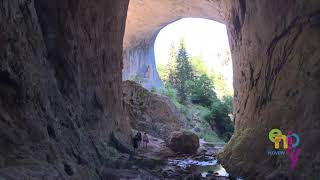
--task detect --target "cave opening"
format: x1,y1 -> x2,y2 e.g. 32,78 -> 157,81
122,17 -> 237,178
154,18 -> 235,143
1,0 -> 317,179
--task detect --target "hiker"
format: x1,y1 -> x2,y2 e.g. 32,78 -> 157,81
132,135 -> 139,154
142,132 -> 149,148
136,131 -> 142,147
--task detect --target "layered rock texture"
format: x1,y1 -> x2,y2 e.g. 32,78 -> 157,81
219,0 -> 320,179
0,0 -> 131,179
1,0 -> 320,179
123,80 -> 182,141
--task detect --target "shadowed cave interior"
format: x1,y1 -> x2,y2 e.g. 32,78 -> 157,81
0,0 -> 320,179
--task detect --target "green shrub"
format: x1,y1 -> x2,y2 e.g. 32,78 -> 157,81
205,96 -> 234,141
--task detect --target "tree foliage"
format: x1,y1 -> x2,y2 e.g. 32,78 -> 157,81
157,64 -> 169,83
156,40 -> 234,141
167,43 -> 177,87
190,56 -> 208,75
205,97 -> 234,141
211,71 -> 231,97
186,74 -> 216,107
175,39 -> 193,104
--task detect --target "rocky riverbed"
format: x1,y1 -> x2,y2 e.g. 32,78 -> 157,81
102,135 -> 242,180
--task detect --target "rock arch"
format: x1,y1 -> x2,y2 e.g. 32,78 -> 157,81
0,0 -> 319,179
122,0 -> 227,89
123,0 -> 320,179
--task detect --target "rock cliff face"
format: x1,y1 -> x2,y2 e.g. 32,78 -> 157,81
123,81 -> 182,141
219,0 -> 320,179
122,41 -> 163,90
0,0 -> 131,179
1,0 -> 320,179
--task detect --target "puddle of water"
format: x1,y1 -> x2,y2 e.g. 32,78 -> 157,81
195,163 -> 229,177
168,158 -> 217,168
168,156 -> 229,178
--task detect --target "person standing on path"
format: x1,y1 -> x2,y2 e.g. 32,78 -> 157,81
132,135 -> 139,154
142,132 -> 149,148
136,131 -> 142,147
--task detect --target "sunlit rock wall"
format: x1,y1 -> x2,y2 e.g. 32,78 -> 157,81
122,40 -> 163,90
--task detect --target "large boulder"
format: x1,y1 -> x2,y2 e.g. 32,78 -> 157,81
123,80 -> 183,141
168,131 -> 200,154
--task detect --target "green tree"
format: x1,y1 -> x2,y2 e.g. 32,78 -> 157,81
222,95 -> 233,113
168,43 -> 177,87
175,39 -> 193,104
209,70 -> 233,97
190,56 -> 208,75
186,56 -> 215,106
186,74 -> 216,106
157,64 -> 169,83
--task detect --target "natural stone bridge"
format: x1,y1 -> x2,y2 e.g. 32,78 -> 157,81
0,0 -> 319,179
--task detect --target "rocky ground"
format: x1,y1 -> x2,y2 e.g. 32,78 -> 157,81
116,81 -> 234,179
101,134 -> 237,180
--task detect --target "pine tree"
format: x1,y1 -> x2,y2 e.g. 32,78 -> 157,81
175,38 -> 193,104
167,43 -> 177,87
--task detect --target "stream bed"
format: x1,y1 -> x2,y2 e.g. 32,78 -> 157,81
163,154 -> 243,179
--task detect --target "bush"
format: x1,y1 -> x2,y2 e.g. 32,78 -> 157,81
205,97 -> 234,141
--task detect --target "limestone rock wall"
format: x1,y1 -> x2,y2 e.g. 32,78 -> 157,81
122,40 -> 163,90
0,0 -> 131,179
220,0 -> 320,179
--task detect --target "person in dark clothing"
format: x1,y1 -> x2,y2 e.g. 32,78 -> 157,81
132,136 -> 139,154
136,131 -> 142,147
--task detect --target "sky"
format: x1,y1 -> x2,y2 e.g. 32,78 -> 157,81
154,18 -> 233,87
